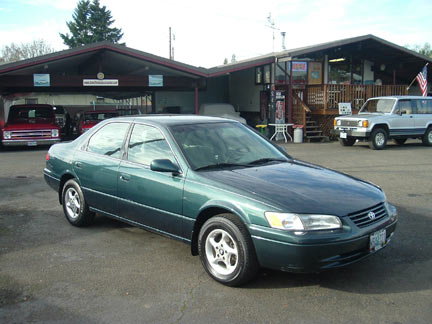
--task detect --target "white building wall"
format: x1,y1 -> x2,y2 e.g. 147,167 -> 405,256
229,68 -> 262,112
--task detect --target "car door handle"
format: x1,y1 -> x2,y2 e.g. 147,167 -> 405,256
409,116 -> 413,118
119,174 -> 130,182
74,162 -> 82,168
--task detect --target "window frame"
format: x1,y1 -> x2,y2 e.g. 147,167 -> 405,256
124,122 -> 184,174
84,121 -> 131,160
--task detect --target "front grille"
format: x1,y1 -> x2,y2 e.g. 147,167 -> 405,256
340,120 -> 359,127
10,129 -> 52,139
347,202 -> 387,228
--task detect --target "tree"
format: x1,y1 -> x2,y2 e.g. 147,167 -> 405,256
60,0 -> 123,48
0,39 -> 55,63
223,57 -> 228,65
406,43 -> 432,58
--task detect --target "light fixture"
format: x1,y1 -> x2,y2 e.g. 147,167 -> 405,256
329,58 -> 345,63
380,64 -> 386,71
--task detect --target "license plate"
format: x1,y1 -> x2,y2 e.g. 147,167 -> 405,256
27,141 -> 37,146
370,229 -> 386,252
340,132 -> 347,139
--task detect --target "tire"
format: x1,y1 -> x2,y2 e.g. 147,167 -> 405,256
339,138 -> 356,146
393,138 -> 407,145
198,214 -> 259,286
369,128 -> 388,150
61,179 -> 95,227
422,127 -> 432,146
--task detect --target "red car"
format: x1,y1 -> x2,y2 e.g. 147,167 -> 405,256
1,104 -> 61,147
78,110 -> 119,134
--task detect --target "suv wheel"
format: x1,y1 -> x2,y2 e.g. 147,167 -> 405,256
198,214 -> 259,286
423,127 -> 432,146
393,138 -> 407,145
339,138 -> 356,146
369,128 -> 388,150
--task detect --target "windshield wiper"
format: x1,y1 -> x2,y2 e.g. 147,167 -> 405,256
247,158 -> 289,165
194,162 -> 251,171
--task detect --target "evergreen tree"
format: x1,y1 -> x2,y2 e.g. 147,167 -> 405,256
60,0 -> 123,48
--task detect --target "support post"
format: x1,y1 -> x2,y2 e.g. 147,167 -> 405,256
195,87 -> 199,114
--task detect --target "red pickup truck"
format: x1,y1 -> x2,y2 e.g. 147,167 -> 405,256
1,104 -> 61,147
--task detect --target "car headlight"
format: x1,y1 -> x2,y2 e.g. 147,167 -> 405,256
384,201 -> 398,222
3,131 -> 11,139
51,129 -> 59,137
334,119 -> 341,126
265,212 -> 342,231
357,120 -> 369,128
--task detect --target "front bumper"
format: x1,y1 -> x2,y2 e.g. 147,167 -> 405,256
334,127 -> 370,138
2,138 -> 61,146
250,220 -> 397,273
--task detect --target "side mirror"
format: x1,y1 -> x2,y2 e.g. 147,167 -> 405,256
150,159 -> 180,174
400,110 -> 407,115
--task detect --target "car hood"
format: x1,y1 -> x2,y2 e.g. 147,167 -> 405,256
338,113 -> 379,120
199,160 -> 384,216
4,121 -> 57,130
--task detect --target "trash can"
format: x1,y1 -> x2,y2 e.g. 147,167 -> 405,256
293,125 -> 303,143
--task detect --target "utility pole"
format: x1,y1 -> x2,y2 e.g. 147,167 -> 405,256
169,27 -> 175,60
265,13 -> 279,52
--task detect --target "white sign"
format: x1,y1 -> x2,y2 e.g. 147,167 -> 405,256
149,75 -> 163,87
338,102 -> 352,115
83,79 -> 119,86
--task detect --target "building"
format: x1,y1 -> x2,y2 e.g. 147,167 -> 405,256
1,34 -> 431,138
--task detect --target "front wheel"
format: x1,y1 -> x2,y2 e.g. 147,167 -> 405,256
62,179 -> 95,227
369,128 -> 388,150
198,214 -> 259,286
422,127 -> 432,146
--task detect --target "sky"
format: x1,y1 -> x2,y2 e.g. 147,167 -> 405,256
0,0 -> 431,68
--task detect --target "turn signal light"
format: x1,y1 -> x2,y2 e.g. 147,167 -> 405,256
46,153 -> 50,161
333,119 -> 337,126
362,120 -> 369,128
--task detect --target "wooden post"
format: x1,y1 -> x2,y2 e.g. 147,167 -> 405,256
323,84 -> 327,113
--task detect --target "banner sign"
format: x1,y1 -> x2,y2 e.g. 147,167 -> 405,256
149,75 -> 163,87
33,74 -> 50,87
83,79 -> 119,86
292,62 -> 307,72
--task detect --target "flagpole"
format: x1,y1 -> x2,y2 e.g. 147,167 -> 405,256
407,62 -> 429,91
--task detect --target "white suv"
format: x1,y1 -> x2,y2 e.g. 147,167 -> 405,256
334,96 -> 432,149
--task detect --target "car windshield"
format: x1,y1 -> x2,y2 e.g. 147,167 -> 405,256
53,106 -> 65,114
170,122 -> 290,170
360,99 -> 396,113
84,112 -> 118,121
8,106 -> 54,123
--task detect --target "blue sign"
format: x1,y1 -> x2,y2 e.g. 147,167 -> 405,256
149,75 -> 163,87
34,74 -> 50,87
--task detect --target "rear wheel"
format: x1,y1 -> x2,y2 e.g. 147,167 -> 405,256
422,127 -> 432,146
369,128 -> 388,150
62,179 -> 95,226
393,138 -> 407,145
339,138 -> 356,146
198,214 -> 259,286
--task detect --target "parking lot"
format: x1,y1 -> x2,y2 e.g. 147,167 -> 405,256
1,140 -> 431,324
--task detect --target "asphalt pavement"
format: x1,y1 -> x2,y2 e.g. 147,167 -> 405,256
0,140 -> 431,324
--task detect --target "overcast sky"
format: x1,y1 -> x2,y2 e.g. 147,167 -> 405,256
0,0 -> 431,68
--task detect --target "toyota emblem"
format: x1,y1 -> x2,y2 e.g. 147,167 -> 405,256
368,211 -> 376,220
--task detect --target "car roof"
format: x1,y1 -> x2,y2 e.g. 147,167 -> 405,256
84,110 -> 118,114
113,114 -> 238,126
368,96 -> 432,100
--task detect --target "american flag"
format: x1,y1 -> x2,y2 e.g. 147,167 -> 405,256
416,65 -> 428,97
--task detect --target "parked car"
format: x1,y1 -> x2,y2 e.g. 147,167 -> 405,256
334,96 -> 432,149
1,104 -> 60,147
199,103 -> 246,124
44,115 -> 397,286
78,110 -> 119,134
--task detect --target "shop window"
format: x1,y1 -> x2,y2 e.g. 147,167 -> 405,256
263,65 -> 271,84
255,67 -> 263,84
275,62 -> 289,85
352,59 -> 362,84
328,58 -> 350,84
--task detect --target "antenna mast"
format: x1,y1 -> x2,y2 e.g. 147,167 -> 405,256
265,13 -> 280,52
